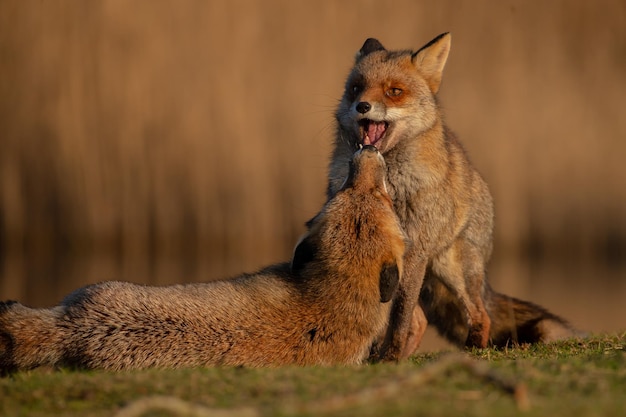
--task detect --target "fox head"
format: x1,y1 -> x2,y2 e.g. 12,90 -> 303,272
292,146 -> 405,303
336,33 -> 451,154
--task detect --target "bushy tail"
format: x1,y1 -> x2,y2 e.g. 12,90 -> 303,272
419,280 -> 582,348
485,289 -> 582,346
0,301 -> 64,375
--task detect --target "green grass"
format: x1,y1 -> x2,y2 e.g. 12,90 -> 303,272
1,333 -> 624,417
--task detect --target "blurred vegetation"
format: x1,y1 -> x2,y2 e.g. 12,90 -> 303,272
0,0 -> 625,336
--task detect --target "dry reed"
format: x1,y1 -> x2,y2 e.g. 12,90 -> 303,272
0,0 -> 624,308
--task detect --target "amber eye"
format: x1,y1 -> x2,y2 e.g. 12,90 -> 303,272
386,88 -> 403,97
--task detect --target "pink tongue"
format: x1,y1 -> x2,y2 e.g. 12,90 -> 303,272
366,122 -> 386,145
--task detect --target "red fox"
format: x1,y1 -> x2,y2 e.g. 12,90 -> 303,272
328,33 -> 581,360
0,146 -> 405,373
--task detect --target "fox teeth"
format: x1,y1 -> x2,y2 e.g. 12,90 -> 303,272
359,119 -> 387,147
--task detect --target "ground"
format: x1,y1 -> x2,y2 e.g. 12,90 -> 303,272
1,332 -> 624,417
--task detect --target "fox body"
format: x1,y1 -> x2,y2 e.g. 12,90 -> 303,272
329,34 -> 578,360
0,146 -> 405,373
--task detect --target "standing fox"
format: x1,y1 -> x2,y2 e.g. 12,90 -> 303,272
0,146 -> 405,373
329,33 -> 579,360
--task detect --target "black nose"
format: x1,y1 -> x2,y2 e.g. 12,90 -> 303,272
356,102 -> 371,114
361,145 -> 378,153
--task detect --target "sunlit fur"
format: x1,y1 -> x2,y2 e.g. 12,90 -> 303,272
1,147 -> 405,373
330,33 -> 581,360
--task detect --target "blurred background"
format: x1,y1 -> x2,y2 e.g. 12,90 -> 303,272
1,0 -> 624,350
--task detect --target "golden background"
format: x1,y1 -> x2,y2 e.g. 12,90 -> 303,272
1,0 -> 624,349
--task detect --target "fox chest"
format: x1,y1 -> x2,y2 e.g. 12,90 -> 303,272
388,179 -> 459,256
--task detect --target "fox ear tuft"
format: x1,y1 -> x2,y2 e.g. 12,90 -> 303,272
379,262 -> 400,303
291,235 -> 317,274
411,32 -> 451,94
356,38 -> 386,61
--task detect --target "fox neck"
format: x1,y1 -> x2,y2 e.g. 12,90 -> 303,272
310,265 -> 378,302
384,118 -> 450,189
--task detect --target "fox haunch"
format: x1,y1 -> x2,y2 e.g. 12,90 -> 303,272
0,146 -> 405,373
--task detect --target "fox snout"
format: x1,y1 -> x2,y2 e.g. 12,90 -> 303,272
353,101 -> 390,148
346,94 -> 392,150
358,144 -> 379,154
353,144 -> 384,165
352,98 -> 386,119
347,145 -> 390,196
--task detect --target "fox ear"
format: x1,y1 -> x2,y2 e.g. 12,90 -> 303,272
304,214 -> 318,230
379,262 -> 400,303
290,234 -> 317,275
356,38 -> 386,61
411,32 -> 451,94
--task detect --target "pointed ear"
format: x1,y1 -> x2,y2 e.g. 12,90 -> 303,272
356,38 -> 386,61
379,262 -> 400,303
290,234 -> 317,274
411,32 -> 451,94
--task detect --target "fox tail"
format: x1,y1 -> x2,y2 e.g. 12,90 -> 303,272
420,280 -> 583,348
485,289 -> 583,346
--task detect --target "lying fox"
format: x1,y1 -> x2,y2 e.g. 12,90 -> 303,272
329,33 -> 580,360
0,146 -> 405,373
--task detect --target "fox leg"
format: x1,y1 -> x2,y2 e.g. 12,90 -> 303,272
462,275 -> 491,348
0,302 -> 65,374
432,241 -> 491,348
374,247 -> 427,361
401,304 -> 428,358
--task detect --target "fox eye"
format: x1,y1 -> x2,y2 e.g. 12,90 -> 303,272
386,88 -> 403,97
351,84 -> 361,95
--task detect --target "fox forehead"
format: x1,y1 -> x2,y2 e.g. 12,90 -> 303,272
348,51 -> 424,90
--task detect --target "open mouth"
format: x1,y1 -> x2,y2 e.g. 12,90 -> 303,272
358,119 -> 389,147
